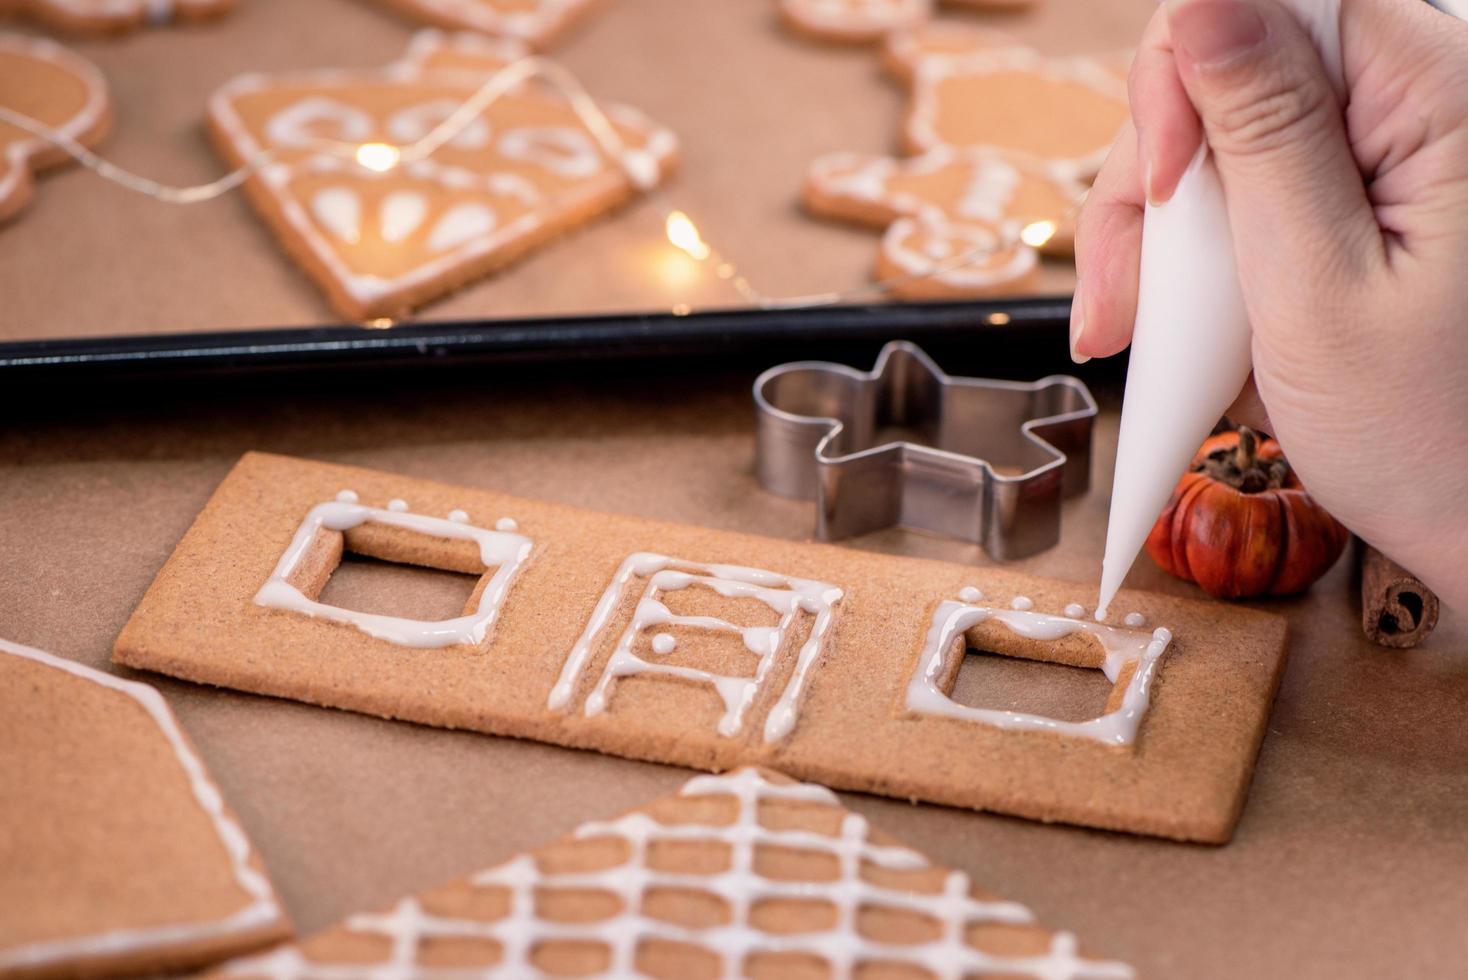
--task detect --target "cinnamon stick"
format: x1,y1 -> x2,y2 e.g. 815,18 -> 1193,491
1360,544 -> 1439,648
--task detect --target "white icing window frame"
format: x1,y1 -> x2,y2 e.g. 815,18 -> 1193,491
905,599 -> 1172,747
254,498 -> 532,648
548,552 -> 843,743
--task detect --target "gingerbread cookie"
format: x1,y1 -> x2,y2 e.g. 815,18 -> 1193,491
779,0 -> 1033,45
805,147 -> 1084,257
116,453 -> 1290,843
0,34 -> 109,224
1,0 -> 235,33
0,637 -> 290,979
367,0 -> 605,49
884,24 -> 1129,180
877,213 -> 1037,299
208,30 -> 678,320
214,768 -> 1134,979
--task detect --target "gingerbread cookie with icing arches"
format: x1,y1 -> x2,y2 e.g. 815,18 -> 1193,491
1,0 -> 235,33
804,146 -> 1084,257
0,33 -> 109,224
0,637 -> 291,978
208,29 -> 678,321
367,0 -> 606,50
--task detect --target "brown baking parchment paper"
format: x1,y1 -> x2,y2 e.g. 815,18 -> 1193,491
2,363 -> 1466,978
0,0 -> 1149,342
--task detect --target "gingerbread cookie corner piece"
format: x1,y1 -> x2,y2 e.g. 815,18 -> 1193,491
0,637 -> 291,979
213,767 -> 1135,979
0,33 -> 110,224
208,29 -> 678,320
370,0 -> 607,50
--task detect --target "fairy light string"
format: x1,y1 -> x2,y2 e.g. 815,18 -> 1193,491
0,53 -> 1078,313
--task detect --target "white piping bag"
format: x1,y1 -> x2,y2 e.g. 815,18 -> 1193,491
1094,0 -> 1344,621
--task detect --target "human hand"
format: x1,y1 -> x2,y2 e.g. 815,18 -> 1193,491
1073,0 -> 1468,611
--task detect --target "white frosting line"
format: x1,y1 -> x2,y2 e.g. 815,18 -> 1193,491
220,768 -> 1132,979
548,553 -> 842,744
379,190 -> 429,244
253,498 -> 532,648
498,124 -> 603,178
0,638 -> 282,972
905,601 -> 1173,746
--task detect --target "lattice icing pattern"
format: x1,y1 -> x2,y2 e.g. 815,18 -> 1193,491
906,596 -> 1172,746
216,768 -> 1133,979
549,553 -> 843,742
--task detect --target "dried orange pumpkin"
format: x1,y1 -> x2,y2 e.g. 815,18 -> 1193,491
1145,427 -> 1349,599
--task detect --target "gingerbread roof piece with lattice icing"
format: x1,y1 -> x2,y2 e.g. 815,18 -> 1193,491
208,29 -> 678,320
0,637 -> 291,979
213,767 -> 1134,980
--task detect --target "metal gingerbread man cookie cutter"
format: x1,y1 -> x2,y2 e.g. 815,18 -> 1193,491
754,341 -> 1098,560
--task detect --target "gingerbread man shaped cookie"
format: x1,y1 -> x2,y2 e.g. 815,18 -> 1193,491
0,33 -> 110,224
886,23 -> 1129,180
805,147 -> 1084,257
1,0 -> 235,33
209,30 -> 678,321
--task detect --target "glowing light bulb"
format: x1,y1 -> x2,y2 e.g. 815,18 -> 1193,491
355,142 -> 401,173
1020,220 -> 1058,248
665,210 -> 710,261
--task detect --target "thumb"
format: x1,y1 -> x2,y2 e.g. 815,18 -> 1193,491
1166,0 -> 1381,294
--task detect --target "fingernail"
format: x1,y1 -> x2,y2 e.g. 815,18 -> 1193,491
1069,286 -> 1090,364
1168,1 -> 1269,67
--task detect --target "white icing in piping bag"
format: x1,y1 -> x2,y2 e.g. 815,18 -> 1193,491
1095,0 -> 1344,621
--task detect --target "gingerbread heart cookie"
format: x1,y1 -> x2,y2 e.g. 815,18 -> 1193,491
0,637 -> 290,978
1,0 -> 235,33
878,213 -> 1037,299
779,0 -> 1034,44
805,147 -> 1083,257
209,30 -> 678,320
368,0 -> 605,49
0,33 -> 109,224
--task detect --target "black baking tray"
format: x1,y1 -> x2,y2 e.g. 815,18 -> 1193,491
0,296 -> 1077,380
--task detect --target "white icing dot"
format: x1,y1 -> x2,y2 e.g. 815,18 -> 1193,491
620,148 -> 660,190
650,633 -> 676,655
958,586 -> 983,602
495,517 -> 518,532
335,490 -> 358,503
1064,603 -> 1086,619
1124,612 -> 1146,628
448,509 -> 469,523
1009,596 -> 1034,611
387,499 -> 408,512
